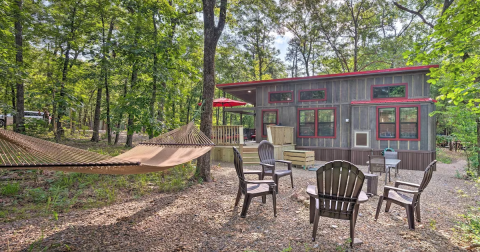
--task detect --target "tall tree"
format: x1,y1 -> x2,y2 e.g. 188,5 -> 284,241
14,0 -> 25,133
197,0 -> 227,182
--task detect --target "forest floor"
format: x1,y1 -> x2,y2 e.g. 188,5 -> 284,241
0,143 -> 479,251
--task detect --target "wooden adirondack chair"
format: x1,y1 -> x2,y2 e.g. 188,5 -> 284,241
307,160 -> 368,247
375,160 -> 437,230
233,147 -> 277,218
258,140 -> 293,192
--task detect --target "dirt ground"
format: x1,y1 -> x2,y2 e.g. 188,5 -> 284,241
1,158 -> 478,251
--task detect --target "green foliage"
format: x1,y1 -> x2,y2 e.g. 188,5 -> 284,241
436,148 -> 452,164
1,182 -> 20,196
458,204 -> 480,245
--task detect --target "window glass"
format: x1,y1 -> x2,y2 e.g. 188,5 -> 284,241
373,85 -> 406,98
400,107 -> 418,138
270,92 -> 292,102
299,110 -> 315,136
378,108 -> 396,138
317,109 -> 334,136
262,111 -> 277,136
300,90 -> 325,101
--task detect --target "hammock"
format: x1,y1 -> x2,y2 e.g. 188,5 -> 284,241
0,121 -> 214,175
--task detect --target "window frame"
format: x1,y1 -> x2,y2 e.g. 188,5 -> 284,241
268,91 -> 294,103
261,109 -> 278,137
298,88 -> 327,102
376,105 -> 420,141
371,83 -> 408,100
297,107 -> 337,139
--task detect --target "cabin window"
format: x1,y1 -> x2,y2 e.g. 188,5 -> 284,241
372,84 -> 407,99
297,107 -> 336,138
269,91 -> 293,103
377,105 -> 419,141
262,110 -> 278,137
400,107 -> 418,138
299,110 -> 315,136
299,89 -> 326,102
318,109 -> 335,136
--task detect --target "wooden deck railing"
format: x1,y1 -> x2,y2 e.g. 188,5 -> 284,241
212,125 -> 244,146
267,125 -> 294,145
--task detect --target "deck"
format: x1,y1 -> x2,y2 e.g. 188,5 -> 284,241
210,141 -> 295,164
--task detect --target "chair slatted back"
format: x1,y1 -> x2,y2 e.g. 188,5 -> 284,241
316,161 -> 365,218
369,155 -> 386,173
258,140 -> 275,173
233,147 -> 247,193
418,160 -> 436,192
383,151 -> 398,160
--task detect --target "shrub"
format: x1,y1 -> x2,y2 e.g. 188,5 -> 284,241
1,182 -> 20,196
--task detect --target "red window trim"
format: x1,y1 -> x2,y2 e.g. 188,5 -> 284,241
376,105 -> 420,141
298,88 -> 327,102
261,109 -> 278,137
371,83 -> 408,100
268,91 -> 294,103
297,107 -> 337,139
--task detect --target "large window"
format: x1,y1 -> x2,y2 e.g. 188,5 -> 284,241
262,110 -> 278,137
269,91 -> 293,103
372,84 -> 407,99
298,108 -> 336,138
377,106 -> 419,140
299,89 -> 326,102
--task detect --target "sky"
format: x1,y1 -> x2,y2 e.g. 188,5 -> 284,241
274,31 -> 294,62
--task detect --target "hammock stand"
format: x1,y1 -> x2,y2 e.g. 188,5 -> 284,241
0,121 -> 214,175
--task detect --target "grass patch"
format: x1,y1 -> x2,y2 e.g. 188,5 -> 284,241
457,204 -> 480,246
436,148 -> 453,164
1,182 -> 20,196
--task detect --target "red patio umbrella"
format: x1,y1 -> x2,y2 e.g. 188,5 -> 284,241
198,97 -> 247,107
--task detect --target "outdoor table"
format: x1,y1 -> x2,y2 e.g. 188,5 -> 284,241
366,159 -> 401,183
364,173 -> 378,196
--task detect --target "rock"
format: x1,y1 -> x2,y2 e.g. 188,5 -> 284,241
313,244 -> 319,248
331,225 -> 338,228
297,196 -> 307,202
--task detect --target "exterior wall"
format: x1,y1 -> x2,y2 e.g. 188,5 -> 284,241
243,71 -> 435,171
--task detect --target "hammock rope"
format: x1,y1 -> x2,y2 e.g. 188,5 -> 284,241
0,121 -> 214,174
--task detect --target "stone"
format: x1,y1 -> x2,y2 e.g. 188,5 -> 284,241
331,225 -> 338,228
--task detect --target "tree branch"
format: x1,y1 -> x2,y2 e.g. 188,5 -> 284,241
393,1 -> 434,28
214,0 -> 227,41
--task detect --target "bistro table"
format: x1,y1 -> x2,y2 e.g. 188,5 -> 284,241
366,159 -> 401,184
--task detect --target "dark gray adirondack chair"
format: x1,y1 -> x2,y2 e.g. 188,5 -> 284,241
375,160 -> 437,230
233,147 -> 277,218
307,160 -> 368,247
384,151 -> 399,177
258,140 -> 293,192
369,155 -> 391,184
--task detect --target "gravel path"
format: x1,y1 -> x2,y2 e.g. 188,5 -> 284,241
1,159 -> 477,251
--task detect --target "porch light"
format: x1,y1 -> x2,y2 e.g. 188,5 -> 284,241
248,90 -> 251,93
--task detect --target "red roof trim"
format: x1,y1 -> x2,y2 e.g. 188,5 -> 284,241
351,98 -> 436,104
216,65 -> 439,88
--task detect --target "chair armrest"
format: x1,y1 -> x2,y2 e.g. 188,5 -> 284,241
357,191 -> 368,203
244,170 -> 262,175
395,181 -> 420,188
275,160 -> 292,164
306,184 -> 318,198
259,163 -> 274,168
384,186 -> 420,195
246,180 -> 275,185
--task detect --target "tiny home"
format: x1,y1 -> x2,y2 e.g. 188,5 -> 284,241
217,65 -> 438,171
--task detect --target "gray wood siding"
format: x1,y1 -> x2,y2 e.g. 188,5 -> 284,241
239,71 -> 434,150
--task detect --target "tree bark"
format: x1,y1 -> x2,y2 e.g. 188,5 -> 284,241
477,118 -> 480,175
91,87 -> 102,142
197,0 -> 227,182
105,18 -> 114,144
14,0 -> 25,133
149,10 -> 158,139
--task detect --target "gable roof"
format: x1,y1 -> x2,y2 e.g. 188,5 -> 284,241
216,65 -> 439,89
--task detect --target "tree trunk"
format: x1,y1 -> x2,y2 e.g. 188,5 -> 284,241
14,0 -> 25,133
477,118 -> 480,175
115,79 -> 128,145
149,11 -> 158,139
91,87 -> 102,142
10,82 -> 15,126
105,18 -> 114,144
197,0 -> 227,182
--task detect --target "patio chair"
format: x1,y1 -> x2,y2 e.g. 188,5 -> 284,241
384,151 -> 399,177
307,160 -> 368,246
233,147 -> 277,218
258,140 -> 293,192
369,155 -> 391,184
375,160 -> 437,230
